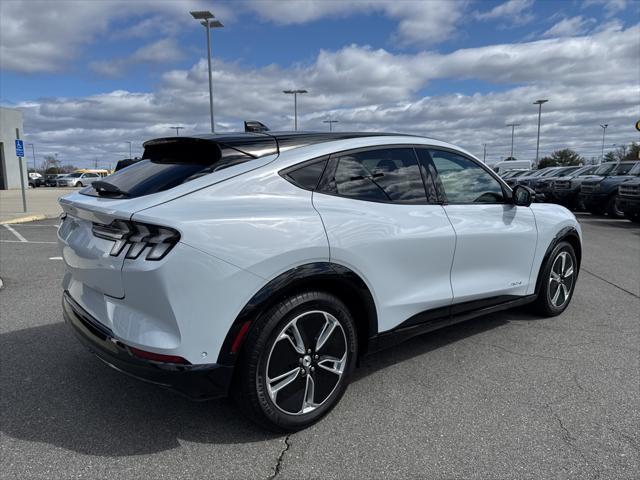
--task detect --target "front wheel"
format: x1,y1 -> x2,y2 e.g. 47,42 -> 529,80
533,241 -> 578,316
76,182 -> 83,187
606,195 -> 624,218
233,291 -> 357,432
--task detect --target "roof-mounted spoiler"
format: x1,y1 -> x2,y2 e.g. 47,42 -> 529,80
244,120 -> 270,133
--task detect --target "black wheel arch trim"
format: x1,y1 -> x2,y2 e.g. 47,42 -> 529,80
534,226 -> 582,295
217,262 -> 378,365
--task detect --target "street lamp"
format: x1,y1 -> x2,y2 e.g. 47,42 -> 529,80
125,141 -> 132,158
190,10 -> 224,133
533,99 -> 548,166
170,126 -> 184,136
600,124 -> 608,163
323,119 -> 339,132
506,123 -> 520,159
28,143 -> 36,171
283,89 -> 308,131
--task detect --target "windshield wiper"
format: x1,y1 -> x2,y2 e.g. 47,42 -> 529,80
92,180 -> 130,197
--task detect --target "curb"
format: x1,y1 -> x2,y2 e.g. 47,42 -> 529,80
0,213 -> 48,225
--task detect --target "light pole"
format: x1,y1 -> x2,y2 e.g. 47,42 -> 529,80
483,143 -> 487,163
190,11 -> 224,133
506,123 -> 520,159
283,89 -> 308,131
125,141 -> 132,158
28,143 -> 36,171
600,124 -> 608,163
170,126 -> 184,136
533,99 -> 548,166
323,119 -> 339,132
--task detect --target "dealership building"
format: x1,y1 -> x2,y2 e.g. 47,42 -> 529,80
0,107 -> 27,190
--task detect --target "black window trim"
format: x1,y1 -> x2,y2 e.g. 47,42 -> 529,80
422,146 -> 513,205
316,144 -> 439,206
279,155 -> 330,191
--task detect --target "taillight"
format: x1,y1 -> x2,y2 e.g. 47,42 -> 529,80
128,346 -> 189,364
92,220 -> 180,261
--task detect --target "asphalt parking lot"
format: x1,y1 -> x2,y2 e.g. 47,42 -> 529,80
1,214 -> 638,479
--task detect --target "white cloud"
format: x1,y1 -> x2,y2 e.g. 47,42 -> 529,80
244,0 -> 467,45
542,16 -> 595,38
90,38 -> 184,77
584,0 -> 630,17
14,24 -> 640,167
475,0 -> 535,24
0,0 -> 230,73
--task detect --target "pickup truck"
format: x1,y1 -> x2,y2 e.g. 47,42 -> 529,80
548,164 -> 600,210
618,177 -> 640,223
579,161 -> 640,217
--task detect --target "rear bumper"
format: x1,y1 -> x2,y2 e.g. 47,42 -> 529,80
63,291 -> 233,400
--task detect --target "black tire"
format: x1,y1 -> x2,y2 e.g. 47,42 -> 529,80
606,195 -> 624,218
76,182 -> 83,187
533,241 -> 578,317
233,291 -> 358,432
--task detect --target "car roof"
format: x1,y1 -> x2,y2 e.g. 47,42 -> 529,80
144,131 -> 432,159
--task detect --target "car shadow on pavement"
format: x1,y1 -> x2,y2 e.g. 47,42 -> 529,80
1,310 -> 536,457
352,309 -> 529,383
0,322 -> 276,457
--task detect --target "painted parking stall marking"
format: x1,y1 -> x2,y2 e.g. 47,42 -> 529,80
3,224 -> 27,242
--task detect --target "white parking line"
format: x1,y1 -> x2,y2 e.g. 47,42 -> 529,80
49,256 -> 63,260
3,224 -> 27,242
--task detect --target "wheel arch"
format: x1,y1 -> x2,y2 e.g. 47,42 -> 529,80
534,226 -> 581,295
217,262 -> 378,366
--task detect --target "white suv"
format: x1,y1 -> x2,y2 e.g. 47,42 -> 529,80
58,132 -> 581,431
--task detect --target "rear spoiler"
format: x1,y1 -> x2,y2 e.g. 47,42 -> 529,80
142,135 -> 280,161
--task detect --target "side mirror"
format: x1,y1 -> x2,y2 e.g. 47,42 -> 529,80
512,185 -> 535,206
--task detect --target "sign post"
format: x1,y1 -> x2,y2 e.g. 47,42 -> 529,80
15,132 -> 27,213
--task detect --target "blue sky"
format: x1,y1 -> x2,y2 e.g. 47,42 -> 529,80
0,0 -> 638,167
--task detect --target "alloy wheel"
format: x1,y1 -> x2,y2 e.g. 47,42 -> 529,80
548,251 -> 575,308
265,310 -> 347,415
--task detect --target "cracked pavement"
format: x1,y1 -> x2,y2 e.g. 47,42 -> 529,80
1,213 -> 638,479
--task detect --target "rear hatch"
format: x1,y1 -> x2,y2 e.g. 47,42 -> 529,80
58,134 -> 278,299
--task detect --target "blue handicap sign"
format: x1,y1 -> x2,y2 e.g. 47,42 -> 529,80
15,139 -> 24,157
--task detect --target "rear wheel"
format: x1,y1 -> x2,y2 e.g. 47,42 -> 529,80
606,195 -> 624,218
233,291 -> 357,432
533,241 -> 577,316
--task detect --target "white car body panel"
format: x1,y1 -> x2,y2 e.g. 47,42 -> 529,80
312,194 -> 456,332
443,204 -> 537,301
58,134 -> 582,367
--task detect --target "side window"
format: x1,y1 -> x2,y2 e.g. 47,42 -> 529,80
429,149 -> 505,204
320,148 -> 427,204
283,158 -> 328,190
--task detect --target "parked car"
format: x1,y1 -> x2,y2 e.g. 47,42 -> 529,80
551,164 -> 602,210
579,161 -> 640,217
532,166 -> 583,202
56,172 -> 100,187
45,174 -> 67,187
58,132 -> 582,431
500,170 -> 528,179
492,159 -> 532,174
28,172 -> 45,188
510,167 -> 564,189
618,175 -> 640,223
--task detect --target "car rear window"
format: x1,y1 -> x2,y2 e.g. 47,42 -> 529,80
81,137 -> 274,198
